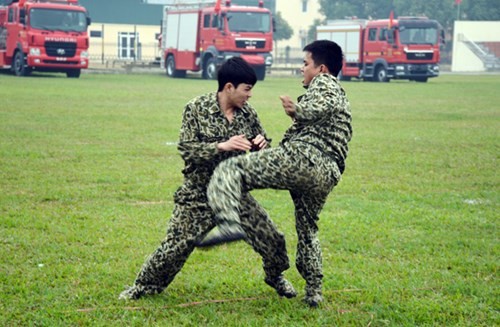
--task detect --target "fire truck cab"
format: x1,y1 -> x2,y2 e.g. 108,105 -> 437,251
318,16 -> 444,82
161,0 -> 273,80
0,0 -> 91,78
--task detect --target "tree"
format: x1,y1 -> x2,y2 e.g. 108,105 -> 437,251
273,11 -> 293,43
460,0 -> 500,21
318,0 -> 393,21
318,0 -> 500,32
307,18 -> 325,45
272,11 -> 293,61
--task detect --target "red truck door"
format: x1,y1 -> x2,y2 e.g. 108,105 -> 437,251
378,27 -> 393,60
0,10 -> 8,65
363,25 -> 394,60
363,25 -> 393,81
363,26 -> 380,64
199,11 -> 217,50
5,6 -> 21,57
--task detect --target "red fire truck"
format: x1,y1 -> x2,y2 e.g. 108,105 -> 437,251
0,0 -> 91,78
317,15 -> 444,82
160,0 -> 273,80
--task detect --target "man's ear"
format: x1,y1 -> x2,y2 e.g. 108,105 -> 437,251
224,82 -> 234,92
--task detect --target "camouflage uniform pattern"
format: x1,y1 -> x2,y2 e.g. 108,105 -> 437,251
121,92 -> 292,299
207,73 -> 352,305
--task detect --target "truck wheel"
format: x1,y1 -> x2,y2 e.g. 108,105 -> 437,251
337,71 -> 351,81
166,56 -> 186,78
254,66 -> 266,81
203,57 -> 217,80
66,69 -> 81,78
375,66 -> 389,82
13,51 -> 31,77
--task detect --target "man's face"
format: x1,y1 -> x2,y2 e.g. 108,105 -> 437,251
228,83 -> 253,108
301,51 -> 322,87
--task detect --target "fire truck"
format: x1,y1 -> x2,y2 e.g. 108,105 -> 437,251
160,0 -> 273,80
317,15 -> 444,82
0,0 -> 91,78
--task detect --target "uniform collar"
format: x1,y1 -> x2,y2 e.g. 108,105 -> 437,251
208,91 -> 250,115
311,73 -> 333,85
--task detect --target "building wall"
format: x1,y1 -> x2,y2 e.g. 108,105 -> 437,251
80,0 -> 162,25
452,21 -> 500,72
275,0 -> 324,63
88,23 -> 161,64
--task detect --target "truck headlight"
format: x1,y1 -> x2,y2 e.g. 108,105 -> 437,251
81,51 -> 89,58
395,65 -> 405,75
29,48 -> 41,56
265,55 -> 273,66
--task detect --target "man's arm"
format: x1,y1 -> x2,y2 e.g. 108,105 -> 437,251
281,74 -> 339,123
246,105 -> 271,150
178,103 -> 252,164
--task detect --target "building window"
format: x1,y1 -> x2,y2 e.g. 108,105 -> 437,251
90,30 -> 102,38
301,36 -> 307,49
302,0 -> 308,13
299,29 -> 307,48
118,32 -> 139,60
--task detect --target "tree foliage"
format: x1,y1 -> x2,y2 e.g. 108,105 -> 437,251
273,11 -> 293,42
308,18 -> 323,45
318,0 -> 392,21
318,0 -> 500,30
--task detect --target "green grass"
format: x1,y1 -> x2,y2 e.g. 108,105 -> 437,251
0,71 -> 498,326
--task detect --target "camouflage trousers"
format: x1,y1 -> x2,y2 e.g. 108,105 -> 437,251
132,188 -> 290,293
208,143 -> 341,294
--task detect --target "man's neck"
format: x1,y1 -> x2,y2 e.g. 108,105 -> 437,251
217,92 -> 235,122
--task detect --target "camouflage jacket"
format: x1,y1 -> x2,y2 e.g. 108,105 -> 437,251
176,91 -> 269,197
280,73 -> 352,173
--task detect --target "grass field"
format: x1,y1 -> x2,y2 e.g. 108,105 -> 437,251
0,71 -> 498,326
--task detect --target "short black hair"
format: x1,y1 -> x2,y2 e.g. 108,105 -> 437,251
217,57 -> 257,92
303,40 -> 343,76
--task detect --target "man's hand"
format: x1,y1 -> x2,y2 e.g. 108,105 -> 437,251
251,134 -> 268,151
280,95 -> 296,118
217,134 -> 252,152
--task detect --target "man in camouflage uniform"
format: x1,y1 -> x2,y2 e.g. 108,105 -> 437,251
207,40 -> 352,307
119,57 -> 296,300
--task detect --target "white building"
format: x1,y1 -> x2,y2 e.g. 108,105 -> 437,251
275,0 -> 324,63
452,21 -> 500,72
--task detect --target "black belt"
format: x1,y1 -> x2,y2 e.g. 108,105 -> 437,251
294,141 -> 345,174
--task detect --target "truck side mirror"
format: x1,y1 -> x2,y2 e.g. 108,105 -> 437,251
272,17 -> 276,33
440,30 -> 445,45
87,16 -> 91,26
19,8 -> 26,25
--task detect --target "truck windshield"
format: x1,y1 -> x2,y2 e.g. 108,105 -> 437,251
29,8 -> 88,32
399,26 -> 438,45
226,12 -> 270,33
